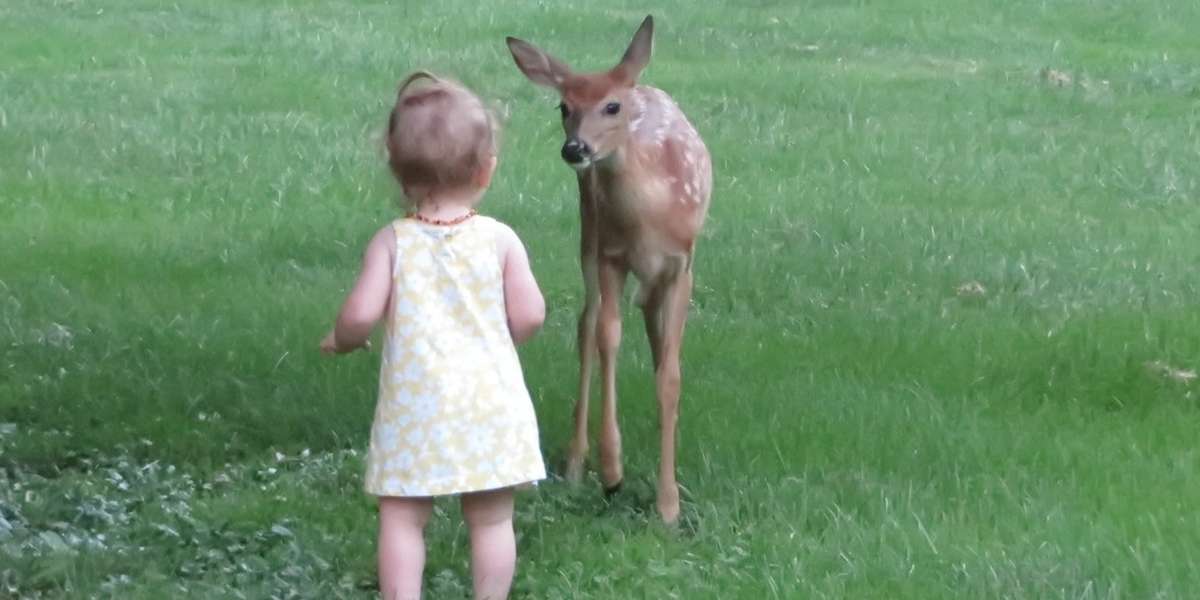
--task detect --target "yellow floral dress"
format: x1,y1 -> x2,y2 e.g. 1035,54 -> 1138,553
364,216 -> 546,497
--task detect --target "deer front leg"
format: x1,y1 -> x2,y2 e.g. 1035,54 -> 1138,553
597,259 -> 627,492
566,252 -> 599,484
654,268 -> 692,524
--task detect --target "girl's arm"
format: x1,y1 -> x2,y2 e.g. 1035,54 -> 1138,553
320,226 -> 394,354
497,223 -> 545,345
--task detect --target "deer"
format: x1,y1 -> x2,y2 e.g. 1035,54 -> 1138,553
506,15 -> 712,523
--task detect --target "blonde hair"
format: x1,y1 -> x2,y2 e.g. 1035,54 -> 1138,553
385,72 -> 497,200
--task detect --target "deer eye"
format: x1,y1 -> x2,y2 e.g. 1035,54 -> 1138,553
558,102 -> 569,119
604,102 -> 621,116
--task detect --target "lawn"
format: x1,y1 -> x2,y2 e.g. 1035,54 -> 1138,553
3,0 -> 1200,597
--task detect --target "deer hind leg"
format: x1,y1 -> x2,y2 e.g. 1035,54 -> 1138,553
597,260 -> 627,492
653,266 -> 692,524
566,254 -> 600,484
640,286 -> 664,371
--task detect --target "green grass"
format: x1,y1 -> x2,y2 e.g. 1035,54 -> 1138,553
4,0 -> 1200,597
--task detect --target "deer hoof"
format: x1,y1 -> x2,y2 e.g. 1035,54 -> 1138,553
564,456 -> 585,484
603,479 -> 623,497
658,502 -> 680,524
657,488 -> 681,524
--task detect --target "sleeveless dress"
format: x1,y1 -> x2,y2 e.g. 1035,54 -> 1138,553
364,216 -> 546,497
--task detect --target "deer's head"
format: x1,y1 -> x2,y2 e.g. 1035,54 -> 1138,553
507,16 -> 654,170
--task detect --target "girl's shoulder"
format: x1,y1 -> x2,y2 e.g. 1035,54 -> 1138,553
473,214 -> 515,236
475,215 -> 524,255
369,223 -> 398,257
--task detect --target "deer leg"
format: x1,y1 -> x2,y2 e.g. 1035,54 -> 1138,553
566,253 -> 599,484
596,260 -> 627,492
640,287 -> 664,370
654,268 -> 692,524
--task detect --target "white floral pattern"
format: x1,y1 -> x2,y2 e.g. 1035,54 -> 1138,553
364,217 -> 546,497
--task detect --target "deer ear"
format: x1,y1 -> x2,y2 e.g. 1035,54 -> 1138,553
615,15 -> 654,83
506,37 -> 571,89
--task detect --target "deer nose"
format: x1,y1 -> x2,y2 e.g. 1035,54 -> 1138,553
561,139 -> 591,164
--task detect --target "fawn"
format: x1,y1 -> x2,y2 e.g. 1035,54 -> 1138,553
507,15 -> 712,523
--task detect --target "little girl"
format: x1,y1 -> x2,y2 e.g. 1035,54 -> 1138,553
320,71 -> 547,600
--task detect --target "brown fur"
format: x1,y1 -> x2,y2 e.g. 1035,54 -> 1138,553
507,16 -> 712,524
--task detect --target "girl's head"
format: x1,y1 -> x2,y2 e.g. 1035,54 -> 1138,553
386,72 -> 498,206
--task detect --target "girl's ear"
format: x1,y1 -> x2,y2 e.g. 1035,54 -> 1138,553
475,155 -> 498,189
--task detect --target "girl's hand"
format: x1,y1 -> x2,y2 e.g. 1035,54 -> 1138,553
319,330 -> 340,355
321,331 -> 372,352
320,329 -> 373,355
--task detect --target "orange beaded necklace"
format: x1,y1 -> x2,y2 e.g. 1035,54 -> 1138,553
406,209 -> 477,226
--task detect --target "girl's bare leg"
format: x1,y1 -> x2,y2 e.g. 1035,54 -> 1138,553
461,488 -> 516,600
377,496 -> 434,600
